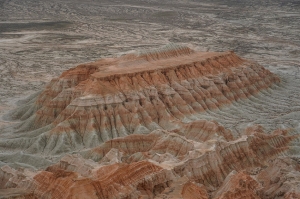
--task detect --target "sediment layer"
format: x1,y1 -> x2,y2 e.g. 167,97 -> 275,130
2,45 -> 297,199
2,46 -> 279,155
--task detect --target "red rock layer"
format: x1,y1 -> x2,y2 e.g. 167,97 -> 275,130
0,128 -> 297,199
28,160 -> 175,199
174,129 -> 296,189
3,47 -> 280,155
1,46 -> 290,199
213,171 -> 260,199
82,129 -> 196,162
181,181 -> 209,199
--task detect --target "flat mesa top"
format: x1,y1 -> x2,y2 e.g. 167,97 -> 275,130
90,49 -> 231,79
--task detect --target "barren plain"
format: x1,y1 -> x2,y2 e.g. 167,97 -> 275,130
0,0 -> 300,198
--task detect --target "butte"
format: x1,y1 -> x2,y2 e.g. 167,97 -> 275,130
0,44 -> 299,199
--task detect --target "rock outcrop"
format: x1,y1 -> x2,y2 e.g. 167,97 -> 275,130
1,44 -> 298,199
257,157 -> 300,199
212,171 -> 260,199
182,181 -> 209,199
1,45 -> 279,154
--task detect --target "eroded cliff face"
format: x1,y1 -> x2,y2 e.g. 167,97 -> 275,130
0,45 -> 299,199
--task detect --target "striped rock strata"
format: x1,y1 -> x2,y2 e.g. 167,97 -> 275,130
1,45 -> 279,155
0,129 -> 297,199
1,45 -> 297,199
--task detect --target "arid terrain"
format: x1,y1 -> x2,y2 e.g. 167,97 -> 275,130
0,0 -> 300,198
